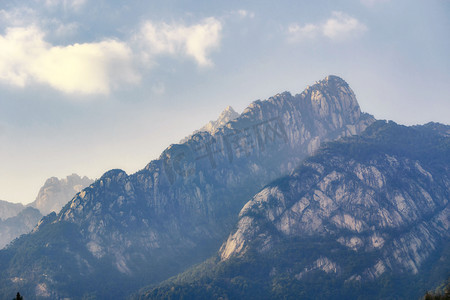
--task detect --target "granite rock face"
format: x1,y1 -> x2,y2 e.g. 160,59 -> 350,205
140,121 -> 450,300
29,174 -> 93,215
0,75 -> 375,299
213,121 -> 449,297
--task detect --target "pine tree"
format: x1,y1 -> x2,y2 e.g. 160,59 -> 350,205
14,292 -> 23,300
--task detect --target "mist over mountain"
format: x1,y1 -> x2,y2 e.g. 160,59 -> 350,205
0,200 -> 24,221
0,207 -> 42,249
0,75 -> 375,299
140,121 -> 450,300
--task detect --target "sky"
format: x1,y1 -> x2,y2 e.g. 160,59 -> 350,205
0,0 -> 449,204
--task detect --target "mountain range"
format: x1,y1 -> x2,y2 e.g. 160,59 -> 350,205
0,75 -> 448,299
0,75 -> 376,299
0,174 -> 93,249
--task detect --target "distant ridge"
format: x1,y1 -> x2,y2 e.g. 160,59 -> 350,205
0,174 -> 92,249
0,200 -> 24,221
29,174 -> 93,215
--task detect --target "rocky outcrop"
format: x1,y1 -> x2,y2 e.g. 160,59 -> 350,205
201,106 -> 240,133
29,174 -> 93,215
0,75 -> 375,299
140,121 -> 449,300
220,120 -> 449,281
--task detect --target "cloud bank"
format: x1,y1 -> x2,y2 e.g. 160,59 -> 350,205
0,26 -> 138,94
137,17 -> 222,67
288,11 -> 367,42
0,16 -> 222,95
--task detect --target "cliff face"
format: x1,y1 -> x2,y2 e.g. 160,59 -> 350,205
221,121 -> 449,272
141,121 -> 449,300
0,76 -> 374,299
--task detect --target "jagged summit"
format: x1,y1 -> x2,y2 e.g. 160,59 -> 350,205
100,169 -> 127,179
29,173 -> 93,215
205,105 -> 240,133
313,74 -> 348,86
222,105 -> 237,114
304,75 -> 349,92
180,105 -> 240,143
323,74 -> 347,84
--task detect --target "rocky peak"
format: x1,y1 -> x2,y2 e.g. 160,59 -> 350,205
100,169 -> 128,181
219,105 -> 239,120
300,75 -> 361,127
180,106 -> 240,143
203,105 -> 240,133
29,173 -> 93,215
323,74 -> 348,85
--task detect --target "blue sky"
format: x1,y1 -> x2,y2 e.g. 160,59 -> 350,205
1,0 -> 449,204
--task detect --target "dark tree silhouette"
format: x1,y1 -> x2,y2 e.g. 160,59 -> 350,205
14,292 -> 23,300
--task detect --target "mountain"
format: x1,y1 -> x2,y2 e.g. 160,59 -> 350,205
29,174 -> 94,215
0,200 -> 24,221
140,121 -> 450,300
0,174 -> 92,249
180,106 -> 240,143
0,207 -> 42,249
0,75 -> 374,299
201,106 -> 240,133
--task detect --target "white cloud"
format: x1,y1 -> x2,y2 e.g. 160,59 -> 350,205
288,23 -> 319,42
0,7 -> 80,39
322,12 -> 367,40
0,12 -> 222,94
236,10 -> 255,19
52,21 -> 80,38
0,7 -> 37,27
137,17 -> 222,67
0,26 -> 139,94
288,11 -> 367,42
